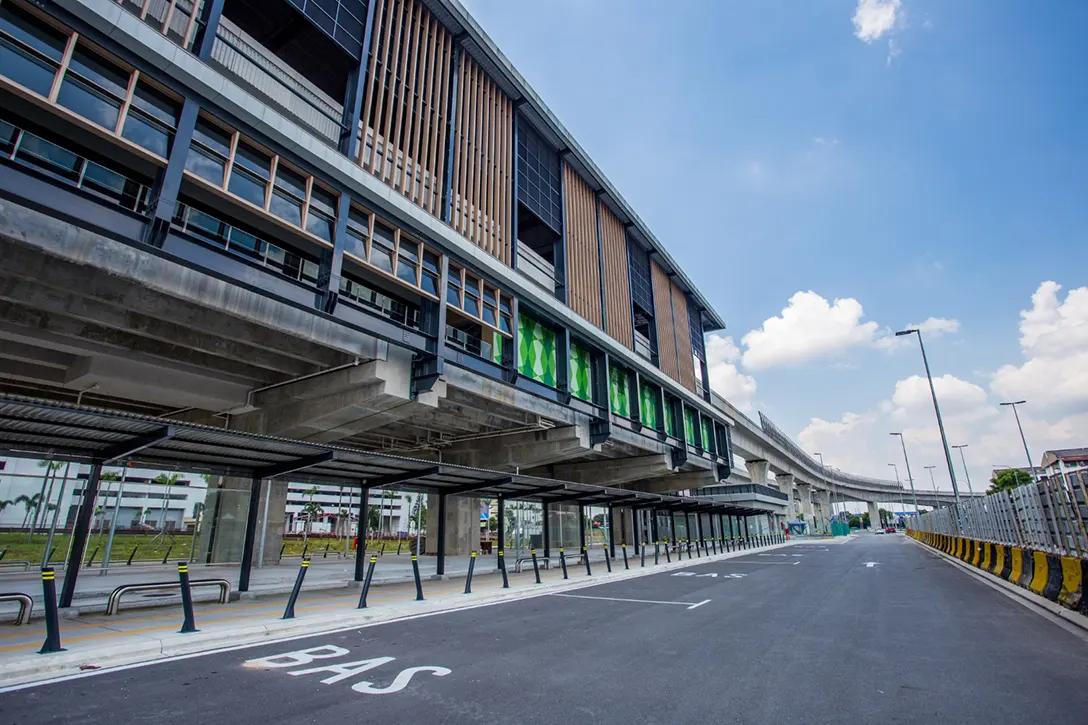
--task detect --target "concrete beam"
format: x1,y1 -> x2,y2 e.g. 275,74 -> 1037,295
434,424 -> 594,470
631,470 -> 720,494
745,459 -> 770,484
543,454 -> 674,487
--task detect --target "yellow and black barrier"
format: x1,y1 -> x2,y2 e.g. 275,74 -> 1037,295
907,529 -> 1087,616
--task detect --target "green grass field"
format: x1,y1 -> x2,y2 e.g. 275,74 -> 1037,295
0,531 -> 196,566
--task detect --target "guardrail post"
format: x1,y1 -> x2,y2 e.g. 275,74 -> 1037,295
622,543 -> 629,570
582,547 -> 593,576
282,557 -> 310,619
161,545 -> 173,565
39,567 -> 64,654
178,562 -> 197,633
357,556 -> 377,608
531,549 -> 541,584
498,550 -> 509,589
411,555 -> 424,600
559,548 -> 568,579
464,551 -> 476,594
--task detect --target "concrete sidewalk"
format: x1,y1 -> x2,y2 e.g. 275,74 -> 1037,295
0,539 -> 796,689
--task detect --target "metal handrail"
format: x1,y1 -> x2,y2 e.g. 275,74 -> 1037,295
0,593 -> 33,625
0,561 -> 32,572
106,578 -> 232,615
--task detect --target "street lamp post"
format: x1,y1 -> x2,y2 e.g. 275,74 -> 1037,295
1000,401 -> 1037,482
891,433 -> 920,513
888,463 -> 906,525
896,328 -> 961,510
950,444 -> 975,495
924,465 -> 939,510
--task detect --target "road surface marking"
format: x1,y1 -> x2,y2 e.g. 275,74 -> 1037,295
686,599 -> 711,610
552,594 -> 708,608
865,562 -> 879,568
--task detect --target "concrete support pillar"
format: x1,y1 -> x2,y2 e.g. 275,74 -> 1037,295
796,482 -> 815,528
867,500 -> 881,530
777,473 -> 795,528
819,489 -> 832,529
200,477 -> 287,566
745,459 -> 770,484
425,494 -> 476,557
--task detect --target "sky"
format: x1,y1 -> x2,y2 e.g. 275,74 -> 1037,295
460,0 -> 1088,498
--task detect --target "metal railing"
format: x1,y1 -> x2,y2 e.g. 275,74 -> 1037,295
446,326 -> 493,361
113,0 -> 204,52
907,472 -> 1088,558
0,593 -> 33,625
106,578 -> 232,615
694,484 -> 789,502
516,242 -> 557,294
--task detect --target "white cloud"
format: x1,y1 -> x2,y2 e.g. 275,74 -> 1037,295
853,0 -> 902,43
813,136 -> 840,146
908,317 -> 961,337
740,291 -> 889,370
891,374 -> 987,413
705,334 -> 757,412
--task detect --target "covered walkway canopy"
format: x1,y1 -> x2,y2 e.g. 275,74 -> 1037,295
0,395 -> 759,604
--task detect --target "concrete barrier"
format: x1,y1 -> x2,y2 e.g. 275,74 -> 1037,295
908,530 -> 1086,617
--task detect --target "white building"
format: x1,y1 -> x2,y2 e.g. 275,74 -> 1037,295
1040,448 -> 1088,482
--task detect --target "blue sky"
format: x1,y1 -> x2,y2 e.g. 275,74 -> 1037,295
462,0 -> 1088,492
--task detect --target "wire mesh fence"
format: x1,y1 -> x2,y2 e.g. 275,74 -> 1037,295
906,472 -> 1088,558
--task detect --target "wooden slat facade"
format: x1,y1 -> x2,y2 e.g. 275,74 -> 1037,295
670,281 -> 697,392
651,259 -> 679,381
358,0 -> 452,217
563,163 -> 602,329
599,203 -> 633,349
449,54 -> 514,265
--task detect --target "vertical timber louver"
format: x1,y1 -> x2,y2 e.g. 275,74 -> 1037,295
670,281 -> 696,392
598,202 -> 633,349
563,163 -> 602,329
449,53 -> 514,265
358,0 -> 453,217
651,259 -> 679,380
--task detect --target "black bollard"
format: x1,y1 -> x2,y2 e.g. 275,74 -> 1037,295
531,549 -> 541,584
282,557 -> 310,619
711,537 -> 717,555
0,548 -> 5,561
410,555 -> 424,600
302,543 -> 309,558
498,550 -> 509,589
559,548 -> 569,579
604,547 -> 612,573
622,543 -> 629,570
86,546 -> 99,567
280,543 -> 286,558
357,556 -> 377,608
127,546 -> 139,565
323,542 -> 330,558
161,545 -> 173,565
582,547 -> 593,576
654,541 -> 660,565
397,539 -> 403,555
686,540 -> 693,560
464,551 -> 477,594
641,542 -> 647,567
39,567 -> 64,654
379,541 -> 386,556
664,540 -> 671,563
178,562 -> 197,633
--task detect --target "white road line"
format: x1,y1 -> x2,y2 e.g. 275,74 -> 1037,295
686,599 -> 711,610
551,594 -> 705,608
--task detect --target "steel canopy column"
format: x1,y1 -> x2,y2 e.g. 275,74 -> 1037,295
497,496 -> 505,562
437,493 -> 448,576
650,508 -> 659,542
59,462 -> 102,608
542,501 -> 551,558
579,505 -> 587,550
670,512 -> 678,544
238,477 -> 263,593
608,505 -> 616,558
743,516 -> 750,541
354,487 -> 369,581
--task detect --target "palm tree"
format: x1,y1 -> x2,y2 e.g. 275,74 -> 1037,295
32,461 -> 62,537
15,494 -> 41,530
152,472 -> 183,539
300,487 -> 321,547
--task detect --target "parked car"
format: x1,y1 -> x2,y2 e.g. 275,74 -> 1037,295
885,527 -> 896,534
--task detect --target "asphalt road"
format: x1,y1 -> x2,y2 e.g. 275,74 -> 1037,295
4,535 -> 1088,724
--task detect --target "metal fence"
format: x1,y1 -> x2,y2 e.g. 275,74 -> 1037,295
906,472 -> 1088,558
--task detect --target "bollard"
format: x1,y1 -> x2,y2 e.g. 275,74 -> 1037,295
282,557 -> 310,619
357,556 -> 377,608
559,548 -> 569,579
711,537 -> 717,555
641,542 -> 647,567
410,555 -> 424,600
664,541 -> 671,563
695,540 -> 702,558
323,542 -> 330,558
177,562 -> 197,633
161,545 -> 173,565
604,547 -> 612,573
498,550 -> 509,589
622,543 -> 630,570
379,541 -> 386,556
45,546 -> 56,565
582,547 -> 593,576
0,548 -> 5,561
39,567 -> 64,654
531,549 -> 541,584
127,546 -> 139,565
302,543 -> 309,558
280,543 -> 286,558
464,551 -> 477,594
397,539 -> 403,556
86,546 -> 99,567
686,540 -> 693,560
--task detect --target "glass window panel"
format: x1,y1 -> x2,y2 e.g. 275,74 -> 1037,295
347,207 -> 370,236
301,259 -> 320,285
67,45 -> 129,99
192,119 -> 231,157
274,165 -> 307,200
309,185 -> 337,217
0,4 -> 68,62
233,141 -> 271,180
306,210 -> 334,243
420,270 -> 438,296
185,208 -> 229,245
463,295 -> 479,318
81,161 -> 141,210
130,80 -> 178,128
56,75 -> 121,129
446,284 -> 461,308
184,144 -> 225,184
344,226 -> 367,260
396,256 -> 416,285
422,250 -> 439,273
370,245 -> 393,273
0,120 -> 16,155
227,167 -> 267,207
372,221 -> 395,249
16,132 -> 80,179
499,295 -> 511,315
121,110 -> 171,157
0,37 -> 57,97
269,189 -> 303,226
499,313 -> 512,335
398,239 -> 419,263
482,305 -> 497,327
483,286 -> 497,307
227,226 -> 263,260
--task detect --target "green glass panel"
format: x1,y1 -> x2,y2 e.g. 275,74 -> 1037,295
569,343 -> 593,402
684,408 -> 697,446
517,313 -> 557,387
702,419 -> 714,452
639,384 -> 658,429
609,365 -> 629,417
665,399 -> 677,438
492,333 -> 503,365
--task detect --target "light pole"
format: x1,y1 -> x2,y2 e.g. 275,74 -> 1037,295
924,465 -> 939,510
890,433 -> 920,513
950,444 -> 974,495
888,463 -> 906,525
896,328 -> 961,510
815,452 -> 830,530
1000,401 -> 1036,482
